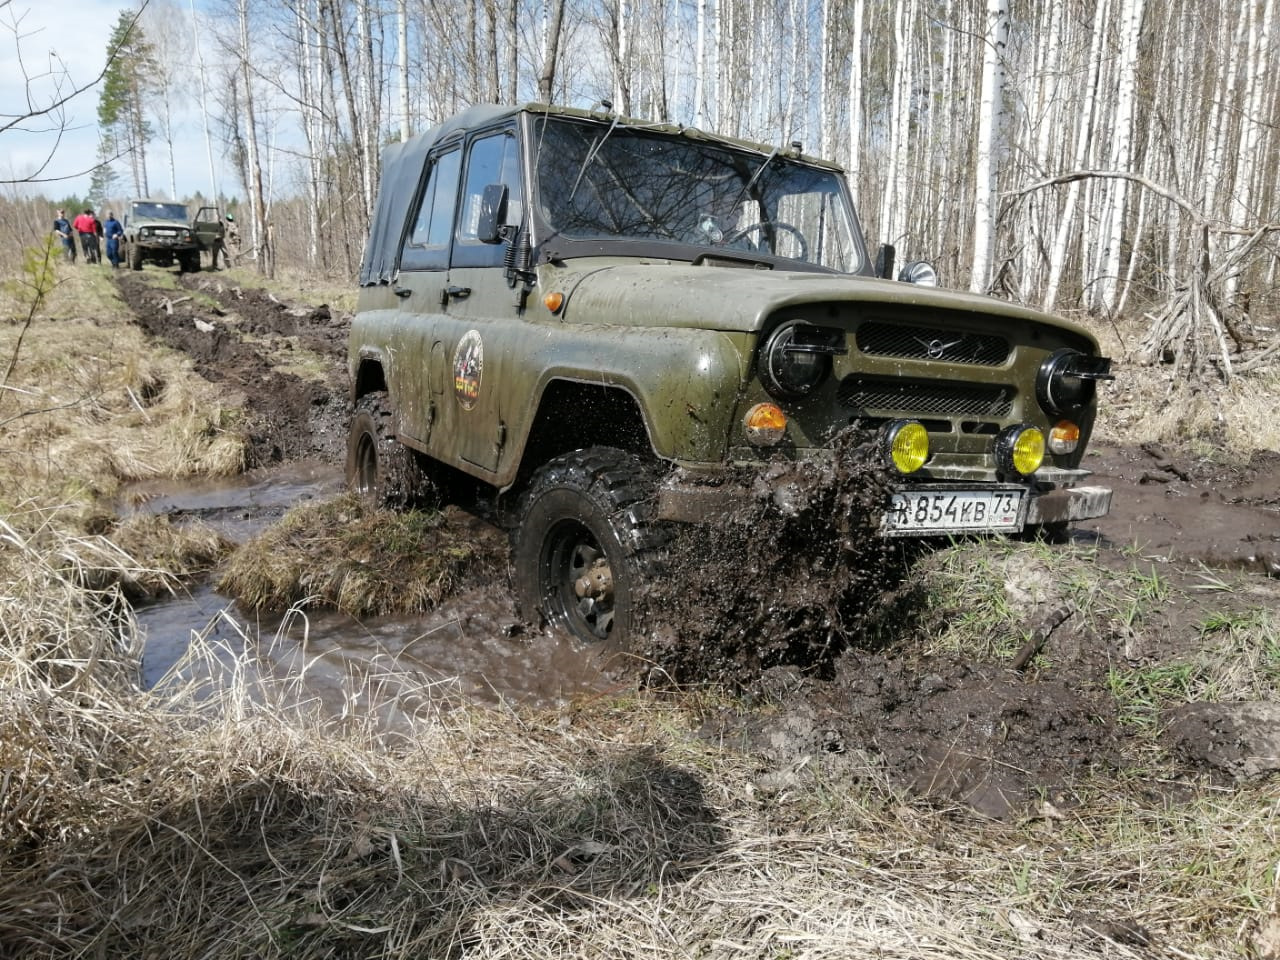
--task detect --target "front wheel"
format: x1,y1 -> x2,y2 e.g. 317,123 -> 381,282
345,391 -> 435,509
512,447 -> 666,648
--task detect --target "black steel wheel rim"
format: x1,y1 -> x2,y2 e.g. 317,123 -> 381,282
539,517 -> 614,642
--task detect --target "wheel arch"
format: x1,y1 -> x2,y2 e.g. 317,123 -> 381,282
352,357 -> 389,405
510,378 -> 657,489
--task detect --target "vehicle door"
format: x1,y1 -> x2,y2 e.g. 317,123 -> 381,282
391,143 -> 462,449
434,127 -> 525,477
192,206 -> 223,250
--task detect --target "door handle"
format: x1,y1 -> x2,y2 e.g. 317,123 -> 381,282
441,285 -> 471,306
393,284 -> 412,299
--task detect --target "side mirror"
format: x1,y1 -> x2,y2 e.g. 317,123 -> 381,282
476,183 -> 509,244
875,243 -> 895,279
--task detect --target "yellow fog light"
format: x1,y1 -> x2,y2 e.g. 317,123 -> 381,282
996,424 -> 1045,477
883,419 -> 929,474
1048,419 -> 1080,455
744,402 -> 787,446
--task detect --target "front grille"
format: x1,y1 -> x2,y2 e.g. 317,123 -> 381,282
838,375 -> 1014,417
857,322 -> 1010,366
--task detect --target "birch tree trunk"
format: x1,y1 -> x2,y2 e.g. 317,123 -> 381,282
236,0 -> 268,277
398,0 -> 410,140
1043,0 -> 1110,312
969,0 -> 1008,293
538,0 -> 566,100
1093,0 -> 1146,313
845,0 -> 864,205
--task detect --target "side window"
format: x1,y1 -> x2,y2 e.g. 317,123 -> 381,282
401,147 -> 461,271
453,131 -> 523,268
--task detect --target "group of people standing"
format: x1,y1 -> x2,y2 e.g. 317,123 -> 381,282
53,208 -> 125,268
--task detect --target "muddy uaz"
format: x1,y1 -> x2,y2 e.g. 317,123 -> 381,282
124,199 -> 223,272
348,103 -> 1113,647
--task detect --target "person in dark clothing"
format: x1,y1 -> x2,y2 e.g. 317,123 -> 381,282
103,212 -> 125,269
53,209 -> 76,262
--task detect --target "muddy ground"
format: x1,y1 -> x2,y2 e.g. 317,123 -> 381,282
112,269 -> 1280,820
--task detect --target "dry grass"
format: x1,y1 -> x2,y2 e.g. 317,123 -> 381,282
217,494 -> 503,616
216,263 -> 358,314
1093,315 -> 1280,455
1,264 -> 245,526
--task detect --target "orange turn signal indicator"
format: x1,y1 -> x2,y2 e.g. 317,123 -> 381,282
744,402 -> 787,446
543,291 -> 565,313
1048,419 -> 1081,455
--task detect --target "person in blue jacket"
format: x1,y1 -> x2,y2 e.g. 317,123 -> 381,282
102,211 -> 125,269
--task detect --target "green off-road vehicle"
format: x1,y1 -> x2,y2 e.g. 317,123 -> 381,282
124,200 -> 224,272
349,103 -> 1113,645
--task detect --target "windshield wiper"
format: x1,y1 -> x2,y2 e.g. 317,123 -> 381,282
568,113 -> 622,204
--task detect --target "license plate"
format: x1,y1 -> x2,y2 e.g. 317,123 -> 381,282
154,229 -> 177,236
884,489 -> 1025,535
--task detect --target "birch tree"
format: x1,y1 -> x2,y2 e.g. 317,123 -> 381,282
969,0 -> 1008,293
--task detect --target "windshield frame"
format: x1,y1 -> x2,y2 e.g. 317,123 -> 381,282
520,113 -> 873,276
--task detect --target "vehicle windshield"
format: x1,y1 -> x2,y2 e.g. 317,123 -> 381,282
533,118 -> 865,272
131,202 -> 190,221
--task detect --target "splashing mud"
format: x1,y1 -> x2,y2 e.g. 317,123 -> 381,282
639,429 -> 915,686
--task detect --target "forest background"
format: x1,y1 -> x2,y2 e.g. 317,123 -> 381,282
4,0 -> 1279,377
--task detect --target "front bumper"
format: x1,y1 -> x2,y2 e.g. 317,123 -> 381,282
656,470 -> 1112,534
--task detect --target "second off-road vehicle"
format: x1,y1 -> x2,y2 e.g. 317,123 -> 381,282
348,103 -> 1114,646
124,200 -> 224,272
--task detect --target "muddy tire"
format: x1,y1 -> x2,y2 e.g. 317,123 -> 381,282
345,392 -> 434,509
129,242 -> 142,271
512,447 -> 666,648
179,251 -> 200,273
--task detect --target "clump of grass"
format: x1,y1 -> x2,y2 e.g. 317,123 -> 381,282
915,538 -> 1085,659
1198,606 -> 1280,701
217,494 -> 502,616
0,512 -> 142,692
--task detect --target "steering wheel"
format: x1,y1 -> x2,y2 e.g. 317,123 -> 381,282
725,220 -> 809,261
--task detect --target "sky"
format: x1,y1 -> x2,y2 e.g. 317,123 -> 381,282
1,0 -> 236,203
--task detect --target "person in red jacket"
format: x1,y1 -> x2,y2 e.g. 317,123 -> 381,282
72,208 -> 101,264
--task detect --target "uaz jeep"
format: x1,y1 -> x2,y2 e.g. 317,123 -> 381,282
349,103 -> 1113,645
124,200 -> 223,272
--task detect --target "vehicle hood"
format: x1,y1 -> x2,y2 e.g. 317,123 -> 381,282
555,262 -> 1094,340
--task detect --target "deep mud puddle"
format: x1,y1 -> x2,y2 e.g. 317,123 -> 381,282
125,467 -> 615,715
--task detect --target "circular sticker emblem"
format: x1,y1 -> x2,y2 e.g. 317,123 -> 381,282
452,329 -> 484,410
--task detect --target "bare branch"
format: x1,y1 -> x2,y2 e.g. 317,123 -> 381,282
0,0 -> 150,184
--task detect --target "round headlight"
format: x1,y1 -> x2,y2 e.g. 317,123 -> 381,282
882,419 -> 930,474
1037,348 -> 1097,414
759,320 -> 831,398
995,425 -> 1045,477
